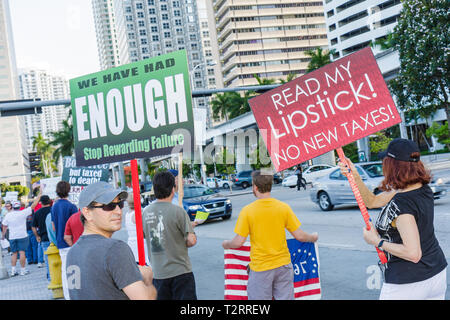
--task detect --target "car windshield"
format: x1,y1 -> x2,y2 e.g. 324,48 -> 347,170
360,163 -> 384,178
183,185 -> 215,198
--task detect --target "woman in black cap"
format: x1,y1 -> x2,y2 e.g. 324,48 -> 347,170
339,138 -> 447,300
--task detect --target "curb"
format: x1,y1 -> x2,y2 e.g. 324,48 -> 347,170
222,190 -> 253,197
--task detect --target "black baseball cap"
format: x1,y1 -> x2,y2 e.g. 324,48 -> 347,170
378,138 -> 420,162
40,195 -> 51,205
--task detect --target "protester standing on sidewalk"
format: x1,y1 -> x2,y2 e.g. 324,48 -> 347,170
45,213 -> 57,246
142,171 -> 198,300
1,188 -> 42,276
64,210 -> 84,246
26,206 -> 38,265
51,181 -> 78,299
339,138 -> 447,300
66,181 -> 157,300
1,199 -> 13,220
31,195 -> 52,279
223,170 -> 318,300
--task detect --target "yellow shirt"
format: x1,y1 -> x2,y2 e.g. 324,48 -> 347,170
234,198 -> 301,272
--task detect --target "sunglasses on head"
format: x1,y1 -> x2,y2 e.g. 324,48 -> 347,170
89,200 -> 125,211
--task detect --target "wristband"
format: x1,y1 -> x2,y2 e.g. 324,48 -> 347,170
377,239 -> 385,249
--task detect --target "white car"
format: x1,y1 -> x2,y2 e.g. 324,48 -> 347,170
206,177 -> 230,189
282,164 -> 334,187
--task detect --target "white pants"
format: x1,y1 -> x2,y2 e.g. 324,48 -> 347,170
59,247 -> 71,300
380,268 -> 447,300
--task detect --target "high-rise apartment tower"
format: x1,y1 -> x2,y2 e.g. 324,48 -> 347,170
0,0 -> 30,187
214,0 -> 329,87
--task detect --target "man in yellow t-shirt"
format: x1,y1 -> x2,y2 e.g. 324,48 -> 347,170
222,170 -> 318,300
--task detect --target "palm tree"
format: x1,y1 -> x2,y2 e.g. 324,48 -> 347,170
227,91 -> 252,119
279,73 -> 297,84
253,74 -> 276,86
32,133 -> 55,177
305,47 -> 335,73
49,118 -> 74,163
253,74 -> 277,94
210,92 -> 237,122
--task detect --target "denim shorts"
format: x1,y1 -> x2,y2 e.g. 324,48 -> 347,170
9,237 -> 29,253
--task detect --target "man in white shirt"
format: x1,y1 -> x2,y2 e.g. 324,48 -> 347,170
1,188 -> 42,276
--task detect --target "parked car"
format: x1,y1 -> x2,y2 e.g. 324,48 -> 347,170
430,176 -> 448,200
140,181 -> 154,206
182,184 -> 232,221
206,177 -> 230,189
233,170 -> 253,189
140,181 -> 153,193
310,161 -> 448,211
282,164 -> 334,187
273,173 -> 283,184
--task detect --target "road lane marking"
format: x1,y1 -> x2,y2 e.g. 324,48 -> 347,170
318,242 -> 356,249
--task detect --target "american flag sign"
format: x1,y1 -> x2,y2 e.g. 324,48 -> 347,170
224,239 -> 321,300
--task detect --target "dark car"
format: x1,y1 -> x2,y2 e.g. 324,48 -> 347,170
140,181 -> 153,193
273,173 -> 282,184
233,170 -> 253,189
140,181 -> 154,206
182,184 -> 232,221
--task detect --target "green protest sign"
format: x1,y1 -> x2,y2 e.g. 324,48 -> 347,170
61,156 -> 109,186
70,49 -> 195,166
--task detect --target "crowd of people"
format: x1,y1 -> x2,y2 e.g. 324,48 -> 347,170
0,138 -> 447,300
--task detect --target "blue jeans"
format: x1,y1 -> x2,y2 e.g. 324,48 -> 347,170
39,241 -> 51,281
37,239 -> 46,263
26,230 -> 38,263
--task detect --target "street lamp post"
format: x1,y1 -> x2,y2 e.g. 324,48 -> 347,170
190,61 -> 217,185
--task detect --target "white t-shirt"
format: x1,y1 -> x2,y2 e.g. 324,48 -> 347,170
2,207 -> 32,240
125,210 -> 150,266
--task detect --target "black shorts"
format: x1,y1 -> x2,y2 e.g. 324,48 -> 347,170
153,272 -> 197,300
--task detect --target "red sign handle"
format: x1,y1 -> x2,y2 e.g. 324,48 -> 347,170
336,148 -> 387,264
131,159 -> 146,266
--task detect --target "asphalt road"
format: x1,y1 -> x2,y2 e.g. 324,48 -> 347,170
113,167 -> 450,300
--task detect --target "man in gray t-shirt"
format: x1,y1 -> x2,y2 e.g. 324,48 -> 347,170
143,171 -> 197,300
143,202 -> 194,278
66,181 -> 157,300
67,235 -> 143,300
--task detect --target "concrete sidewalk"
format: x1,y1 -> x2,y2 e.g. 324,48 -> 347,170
0,249 -> 54,300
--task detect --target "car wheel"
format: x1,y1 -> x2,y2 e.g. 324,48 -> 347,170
222,214 -> 231,220
318,192 -> 334,211
242,181 -> 249,189
223,183 -> 229,189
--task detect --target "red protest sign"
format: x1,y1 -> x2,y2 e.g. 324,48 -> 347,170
249,47 -> 401,172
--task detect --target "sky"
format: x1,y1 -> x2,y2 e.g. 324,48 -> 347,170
9,0 -> 100,80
